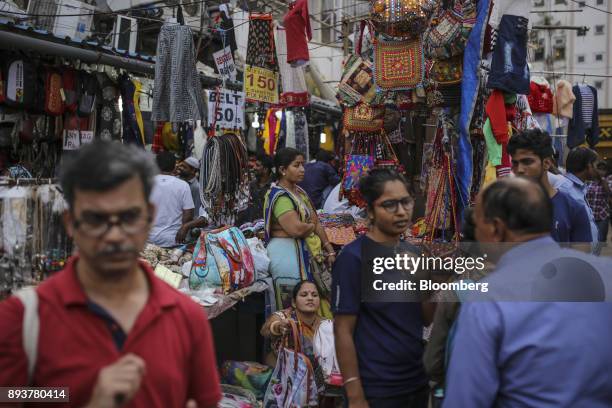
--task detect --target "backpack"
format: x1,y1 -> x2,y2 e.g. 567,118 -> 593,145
14,287 -> 39,385
76,71 -> 97,117
5,59 -> 37,109
45,68 -> 65,116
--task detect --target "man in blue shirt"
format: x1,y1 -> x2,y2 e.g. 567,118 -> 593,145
508,129 -> 592,245
299,149 -> 340,209
444,177 -> 612,407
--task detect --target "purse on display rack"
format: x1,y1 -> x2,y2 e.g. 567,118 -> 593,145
373,35 -> 425,91
370,0 -> 427,38
342,103 -> 385,132
189,226 -> 255,293
423,0 -> 476,60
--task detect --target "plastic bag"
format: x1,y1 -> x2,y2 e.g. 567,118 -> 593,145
247,237 -> 270,278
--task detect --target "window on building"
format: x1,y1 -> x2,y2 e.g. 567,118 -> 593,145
534,39 -> 546,61
534,0 -> 545,6
554,0 -> 566,4
577,55 -> 586,63
553,46 -> 565,61
596,53 -> 604,61
595,81 -> 603,90
597,0 -> 604,5
577,1 -> 586,6
595,25 -> 605,35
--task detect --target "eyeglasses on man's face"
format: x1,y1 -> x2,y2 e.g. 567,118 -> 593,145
378,196 -> 414,213
73,208 -> 151,238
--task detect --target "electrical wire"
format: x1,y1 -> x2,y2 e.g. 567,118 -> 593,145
568,0 -> 612,15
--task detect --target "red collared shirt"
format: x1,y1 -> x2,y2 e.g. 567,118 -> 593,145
0,257 -> 221,408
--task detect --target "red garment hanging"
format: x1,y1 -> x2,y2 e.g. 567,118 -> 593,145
283,0 -> 312,65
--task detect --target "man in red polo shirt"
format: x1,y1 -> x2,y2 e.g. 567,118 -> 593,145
0,141 -> 221,407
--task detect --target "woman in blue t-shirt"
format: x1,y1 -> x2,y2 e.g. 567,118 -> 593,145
332,168 -> 430,408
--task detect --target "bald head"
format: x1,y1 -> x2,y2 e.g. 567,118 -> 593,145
475,177 -> 553,242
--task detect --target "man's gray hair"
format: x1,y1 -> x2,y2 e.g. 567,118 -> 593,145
60,141 -> 159,208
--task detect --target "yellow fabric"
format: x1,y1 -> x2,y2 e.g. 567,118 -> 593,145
132,79 -> 145,145
161,122 -> 179,152
483,162 -> 497,188
262,109 -> 282,155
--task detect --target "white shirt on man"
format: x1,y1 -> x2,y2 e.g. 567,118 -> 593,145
149,174 -> 194,248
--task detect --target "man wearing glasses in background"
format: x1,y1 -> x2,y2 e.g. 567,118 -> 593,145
0,141 -> 221,408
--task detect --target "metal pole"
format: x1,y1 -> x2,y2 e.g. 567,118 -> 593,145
0,30 -> 155,74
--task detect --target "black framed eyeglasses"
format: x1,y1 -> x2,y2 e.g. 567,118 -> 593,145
378,197 -> 414,214
73,208 -> 151,238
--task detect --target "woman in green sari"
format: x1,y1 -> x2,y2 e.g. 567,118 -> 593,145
263,148 -> 335,312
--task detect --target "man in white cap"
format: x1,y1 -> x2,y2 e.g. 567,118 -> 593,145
177,157 -> 201,213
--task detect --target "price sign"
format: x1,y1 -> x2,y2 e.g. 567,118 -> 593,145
213,47 -> 236,81
63,130 -> 94,150
244,65 -> 279,104
207,89 -> 245,129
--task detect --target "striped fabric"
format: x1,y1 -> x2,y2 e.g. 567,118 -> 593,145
578,84 -> 594,129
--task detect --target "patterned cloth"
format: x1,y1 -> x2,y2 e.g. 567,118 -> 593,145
152,23 -> 205,123
246,14 -> 277,70
578,84 -> 595,129
586,177 -> 612,221
275,26 -> 309,107
119,74 -> 144,147
293,110 -> 309,159
96,73 -> 121,141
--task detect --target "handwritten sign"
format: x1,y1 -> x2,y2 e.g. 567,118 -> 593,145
63,130 -> 94,150
213,47 -> 237,81
244,65 -> 279,104
207,89 -> 245,129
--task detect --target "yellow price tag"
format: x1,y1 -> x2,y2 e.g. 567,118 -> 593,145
244,65 -> 279,104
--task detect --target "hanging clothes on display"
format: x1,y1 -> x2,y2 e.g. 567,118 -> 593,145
485,90 -> 515,178
486,15 -> 530,95
275,26 -> 309,107
552,79 -> 575,119
152,22 -> 206,123
293,110 -> 309,159
263,109 -> 282,155
246,13 -> 278,70
527,80 -> 553,114
119,73 -> 145,147
568,84 -> 599,148
282,0 -> 312,66
285,110 -> 296,149
95,73 -> 121,141
138,77 -> 155,145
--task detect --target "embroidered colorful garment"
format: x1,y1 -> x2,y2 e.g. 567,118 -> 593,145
246,13 -> 277,70
341,154 -> 375,207
263,108 -> 282,155
374,36 -> 424,90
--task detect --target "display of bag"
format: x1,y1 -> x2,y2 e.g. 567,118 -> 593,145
44,69 -> 65,116
370,0 -> 427,38
5,59 -> 36,109
342,103 -> 384,132
341,154 -> 375,207
263,320 -> 318,408
0,65 -> 5,104
423,0 -> 475,60
76,72 -> 98,117
374,36 -> 424,90
189,226 -> 256,293
221,361 -> 273,400
429,55 -> 463,87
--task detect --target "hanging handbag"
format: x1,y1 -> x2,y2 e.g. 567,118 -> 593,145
263,320 -> 318,408
423,0 -> 476,60
374,36 -> 424,91
189,226 -> 255,294
62,68 -> 79,112
340,153 -> 375,207
370,0 -> 427,38
5,58 -> 37,110
429,55 -> 463,87
336,21 -> 384,107
342,103 -> 385,132
44,68 -> 65,116
76,71 -> 98,118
